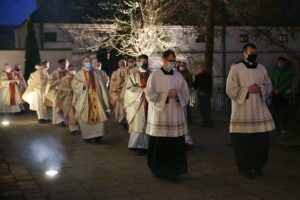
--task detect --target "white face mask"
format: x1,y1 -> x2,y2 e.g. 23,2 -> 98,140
69,70 -> 76,76
138,67 -> 147,73
5,67 -> 12,73
179,67 -> 185,71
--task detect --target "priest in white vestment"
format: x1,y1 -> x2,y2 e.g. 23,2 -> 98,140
109,60 -> 128,125
57,65 -> 79,135
124,54 -> 150,155
0,64 -> 23,113
71,55 -> 110,143
45,59 -> 68,126
145,50 -> 189,182
92,59 -> 110,87
13,64 -> 27,98
22,62 -> 52,122
13,64 -> 27,111
226,43 -> 275,179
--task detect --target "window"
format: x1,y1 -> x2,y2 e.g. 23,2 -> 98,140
239,34 -> 248,43
278,34 -> 288,42
196,34 -> 205,43
98,31 -> 109,38
44,32 -> 57,42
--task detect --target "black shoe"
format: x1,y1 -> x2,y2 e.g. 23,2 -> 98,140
84,139 -> 92,143
71,131 -> 80,135
137,149 -> 147,156
38,119 -> 47,123
57,122 -> 67,127
128,148 -> 138,152
254,169 -> 263,177
168,175 -> 180,183
165,172 -> 180,183
241,170 -> 256,179
153,172 -> 164,179
93,137 -> 102,143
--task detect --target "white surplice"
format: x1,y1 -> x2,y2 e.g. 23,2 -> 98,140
226,62 -> 275,133
22,66 -> 52,120
145,68 -> 189,137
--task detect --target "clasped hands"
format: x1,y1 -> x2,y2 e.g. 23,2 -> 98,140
168,89 -> 177,98
248,84 -> 261,94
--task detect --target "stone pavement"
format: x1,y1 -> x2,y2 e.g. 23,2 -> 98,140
0,111 -> 300,200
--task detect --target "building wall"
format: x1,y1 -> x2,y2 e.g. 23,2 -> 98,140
14,23 -> 300,69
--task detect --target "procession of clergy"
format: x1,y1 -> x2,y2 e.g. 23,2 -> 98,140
0,44 -> 276,182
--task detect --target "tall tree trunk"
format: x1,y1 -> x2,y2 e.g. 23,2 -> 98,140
205,0 -> 215,73
24,18 -> 41,81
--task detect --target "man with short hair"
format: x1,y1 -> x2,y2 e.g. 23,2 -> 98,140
193,64 -> 213,127
72,55 -> 110,143
92,59 -> 110,87
271,57 -> 293,134
226,43 -> 275,179
45,58 -> 68,126
23,61 -> 52,122
0,64 -> 23,113
57,65 -> 79,135
124,54 -> 150,155
146,49 -> 189,182
109,60 -> 128,125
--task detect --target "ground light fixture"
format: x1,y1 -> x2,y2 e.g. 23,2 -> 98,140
45,170 -> 59,177
1,120 -> 10,126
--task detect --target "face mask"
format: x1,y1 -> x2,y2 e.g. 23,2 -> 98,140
5,67 -> 12,73
277,64 -> 285,68
69,70 -> 76,76
141,63 -> 148,70
84,62 -> 92,69
167,62 -> 175,71
139,67 -> 147,73
179,67 -> 185,71
246,54 -> 257,63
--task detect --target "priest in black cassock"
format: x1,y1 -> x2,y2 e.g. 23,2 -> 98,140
145,49 -> 189,182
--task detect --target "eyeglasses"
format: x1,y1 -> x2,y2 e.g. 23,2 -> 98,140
164,58 -> 176,62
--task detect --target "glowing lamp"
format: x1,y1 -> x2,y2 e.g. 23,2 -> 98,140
45,170 -> 58,177
1,120 -> 10,126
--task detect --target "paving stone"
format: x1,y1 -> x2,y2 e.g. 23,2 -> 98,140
47,191 -> 93,200
0,175 -> 15,184
1,112 -> 300,199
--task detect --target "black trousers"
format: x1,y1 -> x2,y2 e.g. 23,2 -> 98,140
147,136 -> 188,177
231,133 -> 269,172
272,95 -> 289,130
198,93 -> 212,125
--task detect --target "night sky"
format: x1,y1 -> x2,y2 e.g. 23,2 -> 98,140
0,0 -> 36,25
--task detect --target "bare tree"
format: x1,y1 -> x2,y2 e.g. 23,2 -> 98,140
64,0 -> 181,57
225,0 -> 300,65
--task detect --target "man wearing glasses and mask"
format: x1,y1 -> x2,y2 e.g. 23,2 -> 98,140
145,50 -> 189,182
71,56 -> 110,143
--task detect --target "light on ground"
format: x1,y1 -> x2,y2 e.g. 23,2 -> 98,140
45,170 -> 58,177
1,120 -> 10,126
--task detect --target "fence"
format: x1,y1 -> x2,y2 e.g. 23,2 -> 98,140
211,74 -> 300,111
